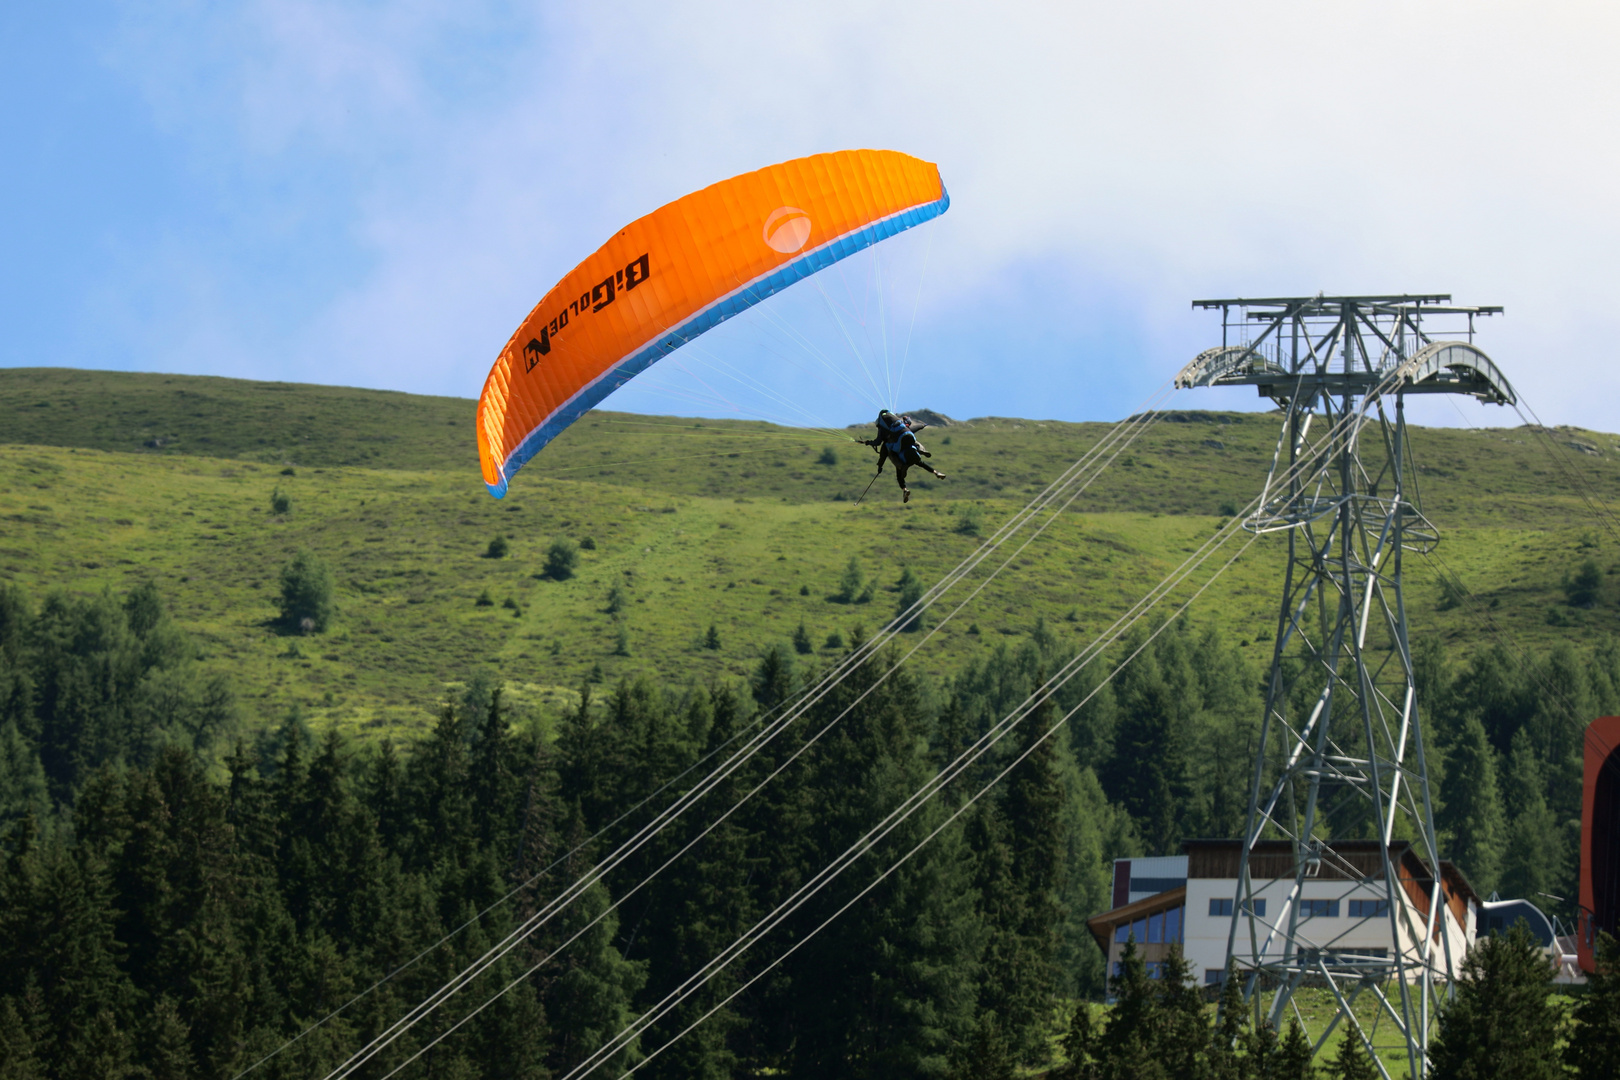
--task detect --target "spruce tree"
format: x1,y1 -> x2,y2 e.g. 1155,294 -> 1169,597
1053,1002 -> 1098,1080
1275,1017 -> 1316,1079
1438,714 -> 1506,895
895,566 -> 925,631
1428,920 -> 1563,1080
637,688 -> 755,1080
1093,939 -> 1168,1080
836,556 -> 865,604
1325,1028 -> 1379,1080
986,676 -> 1069,1064
0,703 -> 46,832
1207,964 -> 1248,1080
471,687 -> 521,853
0,996 -> 44,1080
1104,640 -> 1189,853
1500,728 -> 1562,900
143,995 -> 195,1080
1567,930 -> 1620,1078
785,658 -> 980,1080
1155,946 -> 1208,1079
751,645 -> 796,713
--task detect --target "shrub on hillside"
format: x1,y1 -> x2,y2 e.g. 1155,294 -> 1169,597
486,535 -> 510,559
895,567 -> 924,632
278,549 -> 334,633
545,538 -> 579,580
270,488 -> 291,515
1566,558 -> 1605,608
833,556 -> 873,604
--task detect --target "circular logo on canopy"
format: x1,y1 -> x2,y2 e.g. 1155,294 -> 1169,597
763,206 -> 813,254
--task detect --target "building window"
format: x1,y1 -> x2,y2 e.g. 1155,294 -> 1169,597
1209,898 -> 1266,917
1205,969 -> 1229,985
1113,905 -> 1184,945
1300,899 -> 1339,918
1349,899 -> 1389,918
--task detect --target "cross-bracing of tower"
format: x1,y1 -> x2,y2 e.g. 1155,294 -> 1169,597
1175,295 -> 1517,1078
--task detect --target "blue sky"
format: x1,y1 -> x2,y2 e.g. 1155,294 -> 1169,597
4,2 -> 1618,431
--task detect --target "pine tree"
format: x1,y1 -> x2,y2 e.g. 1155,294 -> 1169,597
143,995 -> 195,1080
1325,1028 -> 1379,1080
1093,939 -> 1168,1080
895,566 -> 925,631
952,1012 -> 1017,1080
1275,1017 -> 1316,1079
751,645 -> 796,713
1155,946 -> 1208,1079
784,659 -> 980,1080
633,684 -> 755,1080
0,995 -> 44,1080
1052,1002 -> 1098,1080
8,839 -> 139,1075
1104,641 -> 1189,854
0,720 -> 47,827
835,556 -> 865,604
1428,921 -> 1563,1080
471,687 -> 521,854
1438,714 -> 1506,895
1058,765 -> 1135,999
538,805 -> 647,1078
1567,930 -> 1620,1078
1207,964 -> 1248,1080
977,676 -> 1069,1065
1500,728 -> 1562,901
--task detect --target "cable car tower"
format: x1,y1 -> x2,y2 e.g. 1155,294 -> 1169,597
1176,295 -> 1515,1077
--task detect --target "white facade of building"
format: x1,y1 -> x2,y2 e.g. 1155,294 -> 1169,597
1089,841 -> 1478,988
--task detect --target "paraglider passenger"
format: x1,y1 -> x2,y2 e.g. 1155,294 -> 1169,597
864,409 -> 945,503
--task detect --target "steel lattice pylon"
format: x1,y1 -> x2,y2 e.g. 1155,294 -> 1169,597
1176,295 -> 1515,1078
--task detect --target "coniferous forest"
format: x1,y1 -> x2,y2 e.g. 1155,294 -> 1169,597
5,574 -> 1620,1078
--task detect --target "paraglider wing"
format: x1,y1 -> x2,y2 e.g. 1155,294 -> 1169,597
476,149 -> 949,498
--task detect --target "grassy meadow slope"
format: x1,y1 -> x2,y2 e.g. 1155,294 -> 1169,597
2,367 -> 1618,741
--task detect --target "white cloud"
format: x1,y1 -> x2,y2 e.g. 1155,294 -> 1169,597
91,0 -> 1620,427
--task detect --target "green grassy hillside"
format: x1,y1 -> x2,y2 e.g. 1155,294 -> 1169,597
3,367 -> 1618,740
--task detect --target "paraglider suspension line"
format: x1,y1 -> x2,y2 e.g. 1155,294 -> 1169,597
853,469 -> 882,508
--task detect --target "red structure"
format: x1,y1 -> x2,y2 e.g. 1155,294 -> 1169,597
1579,716 -> 1620,973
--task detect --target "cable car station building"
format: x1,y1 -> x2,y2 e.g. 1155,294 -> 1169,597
1087,840 -> 1478,988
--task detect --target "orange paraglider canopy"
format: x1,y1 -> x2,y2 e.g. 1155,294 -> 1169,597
476,149 -> 948,497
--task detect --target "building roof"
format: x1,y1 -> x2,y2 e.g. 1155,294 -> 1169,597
1180,839 -> 1480,909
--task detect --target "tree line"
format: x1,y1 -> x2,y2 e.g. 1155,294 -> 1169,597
1054,923 -> 1620,1080
2,577 -> 1620,1077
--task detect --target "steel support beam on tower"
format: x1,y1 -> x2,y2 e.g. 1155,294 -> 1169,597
1176,295 -> 1513,1079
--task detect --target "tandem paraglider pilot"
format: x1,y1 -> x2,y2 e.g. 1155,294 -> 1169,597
864,409 -> 946,503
